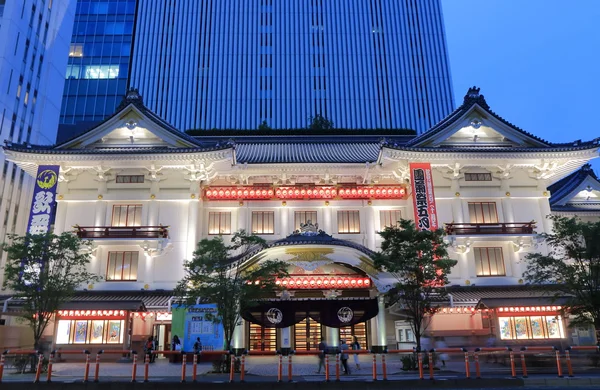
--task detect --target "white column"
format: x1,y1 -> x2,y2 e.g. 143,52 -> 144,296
94,201 -> 107,226
280,207 -> 289,236
238,203 -> 248,232
501,198 -> 515,223
451,179 -> 464,223
187,200 -> 198,259
365,203 -> 375,249
538,198 -> 553,234
375,294 -> 387,349
322,206 -> 332,233
147,200 -> 159,226
232,318 -> 246,351
326,326 -> 339,348
53,201 -> 68,234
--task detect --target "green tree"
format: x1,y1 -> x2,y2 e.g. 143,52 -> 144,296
176,230 -> 287,351
307,114 -> 334,130
2,232 -> 101,351
523,215 -> 600,328
373,219 -> 457,352
257,120 -> 272,131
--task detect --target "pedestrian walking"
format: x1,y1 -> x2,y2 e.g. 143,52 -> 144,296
340,339 -> 351,375
351,335 -> 361,370
193,337 -> 203,354
434,337 -> 449,367
316,338 -> 327,373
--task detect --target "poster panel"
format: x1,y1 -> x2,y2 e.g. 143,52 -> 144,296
409,163 -> 439,231
26,165 -> 60,235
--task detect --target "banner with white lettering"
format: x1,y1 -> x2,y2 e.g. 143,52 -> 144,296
409,163 -> 438,231
26,165 -> 59,235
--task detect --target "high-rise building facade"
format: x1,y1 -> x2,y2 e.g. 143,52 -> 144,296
59,0 -> 454,133
0,1 -> 75,241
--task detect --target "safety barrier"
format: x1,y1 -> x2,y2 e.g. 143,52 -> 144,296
2,344 -> 599,382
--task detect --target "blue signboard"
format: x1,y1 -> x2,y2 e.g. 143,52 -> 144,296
27,165 -> 60,235
182,304 -> 224,351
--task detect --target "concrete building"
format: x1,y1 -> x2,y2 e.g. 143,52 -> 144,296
59,0 -> 454,135
2,87 -> 599,353
0,1 -> 75,263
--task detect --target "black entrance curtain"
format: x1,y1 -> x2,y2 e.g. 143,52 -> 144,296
241,298 -> 378,329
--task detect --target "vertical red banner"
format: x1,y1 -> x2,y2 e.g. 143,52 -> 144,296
409,163 -> 438,231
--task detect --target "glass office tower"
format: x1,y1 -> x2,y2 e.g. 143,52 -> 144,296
60,0 -> 454,134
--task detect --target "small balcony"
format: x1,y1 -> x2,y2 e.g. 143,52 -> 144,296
444,222 -> 535,236
75,226 -> 169,240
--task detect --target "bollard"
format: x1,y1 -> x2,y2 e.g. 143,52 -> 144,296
519,349 -> 527,378
287,354 -> 293,382
474,350 -> 481,379
181,353 -> 187,383
325,354 -> 330,382
554,348 -> 563,378
277,354 -> 283,382
0,354 -> 4,383
372,353 -> 377,381
131,352 -> 138,383
46,352 -> 54,383
83,351 -> 91,383
418,352 -> 424,380
565,349 -> 573,377
382,354 -> 387,380
34,353 -> 44,383
508,349 -> 516,378
428,351 -> 434,380
335,353 -> 340,381
463,349 -> 470,379
192,353 -> 198,383
93,352 -> 101,382
240,354 -> 246,383
229,354 -> 235,383
144,353 -> 150,383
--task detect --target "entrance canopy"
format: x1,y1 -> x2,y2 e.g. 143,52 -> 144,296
242,298 -> 378,329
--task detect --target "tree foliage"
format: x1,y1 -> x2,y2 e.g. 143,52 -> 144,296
523,215 -> 600,328
257,120 -> 272,131
307,114 -> 334,130
2,232 -> 101,350
373,219 -> 457,351
176,230 -> 288,350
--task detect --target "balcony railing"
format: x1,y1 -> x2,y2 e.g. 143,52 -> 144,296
75,226 -> 169,239
444,222 -> 535,236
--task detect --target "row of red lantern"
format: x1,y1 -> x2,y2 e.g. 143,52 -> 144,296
274,277 -> 371,289
204,186 -> 407,200
57,310 -> 126,317
498,306 -> 562,313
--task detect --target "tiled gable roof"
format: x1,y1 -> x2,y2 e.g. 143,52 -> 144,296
549,164 -> 600,209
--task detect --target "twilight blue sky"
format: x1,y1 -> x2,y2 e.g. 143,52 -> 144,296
442,0 -> 600,172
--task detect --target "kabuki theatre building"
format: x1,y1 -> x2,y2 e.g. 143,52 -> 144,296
2,87 -> 599,353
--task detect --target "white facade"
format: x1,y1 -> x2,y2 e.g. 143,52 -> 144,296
4,88 -> 600,350
0,0 -> 75,251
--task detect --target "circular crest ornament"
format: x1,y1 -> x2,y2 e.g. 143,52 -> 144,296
337,307 -> 354,323
266,308 -> 283,324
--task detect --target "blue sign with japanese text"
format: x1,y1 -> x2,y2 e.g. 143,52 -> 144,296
182,303 -> 224,351
27,165 -> 59,235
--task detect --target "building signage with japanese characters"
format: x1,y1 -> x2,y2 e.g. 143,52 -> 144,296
409,163 -> 438,231
26,165 -> 59,235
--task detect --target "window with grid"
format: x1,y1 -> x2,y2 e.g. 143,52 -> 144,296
465,172 -> 492,182
106,251 -> 139,281
251,211 -> 274,234
294,211 -> 317,230
208,212 -> 232,235
468,202 -> 498,223
337,210 -> 360,234
111,205 -> 142,227
116,175 -> 144,183
379,210 -> 402,230
474,247 -> 506,276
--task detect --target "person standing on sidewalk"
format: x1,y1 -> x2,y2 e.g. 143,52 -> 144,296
316,338 -> 327,373
340,339 -> 351,375
351,335 -> 361,370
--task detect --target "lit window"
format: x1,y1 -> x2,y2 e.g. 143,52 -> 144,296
468,202 -> 498,223
116,175 -> 145,184
252,211 -> 274,234
474,247 -> 505,276
111,205 -> 142,227
465,172 -> 492,182
55,319 -> 125,344
379,210 -> 401,230
65,65 -> 81,79
106,251 -> 138,281
69,44 -> 83,57
295,211 -> 317,230
499,315 -> 565,340
83,65 -> 119,79
338,210 -> 360,234
208,212 -> 232,235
